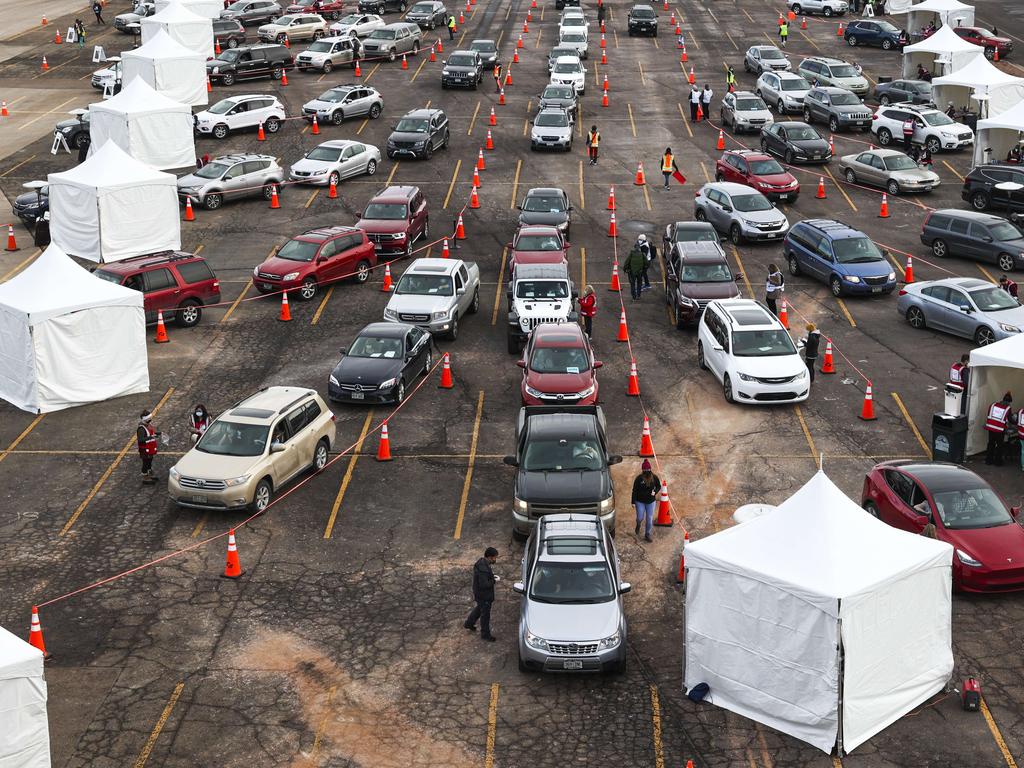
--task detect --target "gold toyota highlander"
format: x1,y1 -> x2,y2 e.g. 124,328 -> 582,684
168,386 -> 336,512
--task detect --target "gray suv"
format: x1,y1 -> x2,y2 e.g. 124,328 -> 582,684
802,86 -> 872,133
386,108 -> 449,159
921,209 -> 1024,273
514,514 -> 630,674
221,0 -> 283,25
362,21 -> 422,60
176,154 -> 284,210
537,84 -> 578,117
404,0 -> 447,28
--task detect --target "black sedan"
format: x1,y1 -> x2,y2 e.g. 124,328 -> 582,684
12,182 -> 49,223
760,121 -> 832,164
662,220 -> 722,255
328,322 -> 432,404
873,78 -> 932,106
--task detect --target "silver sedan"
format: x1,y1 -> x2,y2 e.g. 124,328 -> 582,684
839,149 -> 940,195
289,140 -> 381,186
897,277 -> 1024,346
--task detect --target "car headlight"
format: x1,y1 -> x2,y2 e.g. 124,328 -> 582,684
597,633 -> 621,650
442,69 -> 451,76
576,384 -> 596,399
795,367 -> 807,380
525,384 -> 543,397
844,275 -> 862,283
515,497 -> 529,512
940,130 -> 956,138
793,147 -> 807,157
179,186 -> 197,194
224,474 -> 252,488
519,317 -> 531,331
212,66 -> 220,74
888,271 -> 897,281
525,630 -> 549,651
999,323 -> 1021,333
379,377 -> 397,390
169,466 -> 180,480
738,373 -> 756,382
431,310 -> 448,320
599,494 -> 614,511
311,167 -> 329,175
282,271 -> 301,281
391,233 -> 405,240
414,139 -> 428,147
329,374 -> 340,386
383,307 -> 399,319
956,549 -> 982,567
679,295 -> 694,306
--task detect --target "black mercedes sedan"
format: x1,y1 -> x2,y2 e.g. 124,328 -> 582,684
328,322 -> 432,404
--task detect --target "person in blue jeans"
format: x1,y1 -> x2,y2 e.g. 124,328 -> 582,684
632,460 -> 661,542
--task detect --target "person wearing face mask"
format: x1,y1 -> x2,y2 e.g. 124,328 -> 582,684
188,404 -> 212,445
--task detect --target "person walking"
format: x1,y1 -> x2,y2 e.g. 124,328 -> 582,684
587,125 -> 600,165
689,84 -> 701,121
700,83 -> 714,119
800,323 -> 821,383
578,285 -> 596,337
637,234 -> 655,290
765,263 -> 784,316
188,404 -> 212,445
93,1 -> 105,24
464,547 -> 499,641
137,410 -> 161,484
632,460 -> 661,542
725,65 -> 736,93
623,244 -> 646,301
985,391 -> 1013,466
447,14 -> 456,40
493,62 -> 502,93
661,147 -> 678,190
779,19 -> 789,46
597,3 -> 606,25
74,19 -> 86,49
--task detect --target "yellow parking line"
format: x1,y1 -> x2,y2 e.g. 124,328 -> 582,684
684,393 -> 708,478
942,160 -> 965,181
981,696 -> 1020,768
743,8 -> 755,22
653,36 -> 659,49
220,279 -> 252,323
535,30 -> 542,48
578,160 -> 585,210
453,391 -> 485,539
798,29 -> 820,51
510,159 -> 522,209
700,160 -> 711,183
496,29 -> 505,48
650,685 -> 666,768
467,99 -> 480,135
310,685 -> 338,760
638,62 -> 646,86
580,246 -> 587,290
676,103 -> 693,138
835,297 -> 857,327
356,118 -> 369,135
190,512 -> 209,539
833,759 -> 844,768
492,247 -> 507,326
410,56 -> 427,82
443,158 -> 463,209
642,184 -> 652,211
730,246 -> 754,299
724,30 -> 739,50
310,285 -> 334,325
888,251 -> 905,276
824,165 -> 857,212
385,161 -> 400,186
192,244 -> 204,255
304,189 -> 319,209
627,103 -> 637,137
795,405 -> 819,468
892,392 -> 932,458
324,410 -> 374,539
363,62 -> 381,82
1,154 -> 37,177
978,264 -> 998,284
133,682 -> 185,768
301,124 -> 309,135
522,118 -> 528,136
484,683 -> 500,768
613,29 -> 620,48
60,386 -> 174,536
0,414 -> 44,465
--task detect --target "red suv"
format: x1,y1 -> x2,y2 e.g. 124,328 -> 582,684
356,185 -> 429,258
254,226 -> 377,300
518,322 -> 601,405
953,27 -> 1013,59
715,149 -> 800,203
508,225 -> 570,274
286,0 -> 345,18
93,252 -> 220,327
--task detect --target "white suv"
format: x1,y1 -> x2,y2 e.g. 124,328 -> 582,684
871,104 -> 975,153
550,55 -> 586,94
258,13 -> 328,43
697,299 -> 809,404
193,94 -> 287,139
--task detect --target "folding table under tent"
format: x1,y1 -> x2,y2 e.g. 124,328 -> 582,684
0,624 -> 50,768
931,53 -> 1024,119
155,0 -> 223,19
48,140 -> 181,263
900,24 -> 983,79
684,471 -> 953,755
0,245 -> 149,414
121,29 -> 208,107
141,1 -> 214,58
972,100 -> 1024,168
964,334 -> 1024,455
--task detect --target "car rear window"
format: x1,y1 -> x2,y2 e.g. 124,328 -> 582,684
926,214 -> 952,230
177,260 -> 215,284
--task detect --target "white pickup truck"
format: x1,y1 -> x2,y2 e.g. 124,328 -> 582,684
383,257 -> 480,341
507,262 -> 576,353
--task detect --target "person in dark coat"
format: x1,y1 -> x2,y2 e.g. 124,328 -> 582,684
93,1 -> 105,24
800,323 -> 821,383
623,245 -> 646,301
597,3 -> 606,24
464,547 -> 499,641
632,460 -> 661,542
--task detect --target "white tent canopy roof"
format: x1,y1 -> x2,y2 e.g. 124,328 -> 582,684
51,139 -> 175,195
973,100 -> 1024,167
933,53 -> 1024,90
0,624 -> 49,768
91,75 -> 193,118
904,0 -> 976,27
155,0 -> 223,18
969,331 -> 1024,370
140,1 -> 214,57
902,23 -> 983,56
932,53 -> 1024,115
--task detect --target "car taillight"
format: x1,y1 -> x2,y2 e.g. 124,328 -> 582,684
898,289 -> 907,296
330,413 -> 336,421
213,281 -> 220,289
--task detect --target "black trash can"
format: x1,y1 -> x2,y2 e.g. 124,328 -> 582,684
932,412 -> 968,464
33,217 -> 50,248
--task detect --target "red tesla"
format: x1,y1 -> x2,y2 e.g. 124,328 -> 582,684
862,461 -> 1024,592
518,323 -> 601,405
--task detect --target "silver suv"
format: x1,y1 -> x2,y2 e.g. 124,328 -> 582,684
176,154 -> 285,210
798,56 -> 869,95
295,35 -> 358,72
514,514 -> 630,673
787,0 -> 847,16
362,21 -> 422,61
695,181 -> 790,245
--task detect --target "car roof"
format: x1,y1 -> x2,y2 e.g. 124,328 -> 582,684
231,386 -> 318,422
796,219 -> 866,239
803,55 -> 848,65
516,263 -> 569,279
775,70 -> 808,80
886,461 -> 992,493
676,242 -> 729,261
533,323 -> 585,343
448,49 -> 478,56
357,321 -> 413,338
704,181 -> 762,195
319,35 -> 352,42
209,153 -> 276,163
525,187 -> 566,197
518,224 -> 562,235
860,148 -> 906,157
673,220 -> 716,230
370,184 -> 418,201
406,257 -> 458,275
750,44 -> 781,51
403,108 -> 443,118
93,250 -> 202,273
553,55 -> 582,63
712,299 -> 782,329
470,38 -> 496,45
293,225 -> 360,242
528,412 -> 599,440
537,106 -> 570,115
729,90 -> 760,99
314,139 -> 359,149
724,149 -> 772,161
925,277 -> 991,290
929,209 -> 1006,224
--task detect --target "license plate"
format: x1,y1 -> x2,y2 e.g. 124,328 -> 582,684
261,283 -> 274,291
190,494 -> 208,503
922,186 -> 932,191
350,391 -> 365,400
778,194 -> 789,200
562,660 -> 584,669
812,154 -> 822,159
871,287 -> 882,294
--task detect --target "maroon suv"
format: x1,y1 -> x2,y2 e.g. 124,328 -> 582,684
954,26 -> 1013,59
286,0 -> 345,18
254,225 -> 377,300
356,185 -> 429,258
93,252 -> 220,327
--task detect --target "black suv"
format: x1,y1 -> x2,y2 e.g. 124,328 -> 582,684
213,18 -> 247,48
206,43 -> 294,85
358,0 -> 409,14
962,164 -> 1024,215
54,109 -> 90,150
441,50 -> 483,88
627,4 -> 658,36
386,108 -> 450,159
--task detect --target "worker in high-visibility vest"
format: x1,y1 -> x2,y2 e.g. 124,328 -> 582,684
587,125 -> 600,166
661,147 -> 679,190
985,391 -> 1013,466
725,65 -> 736,93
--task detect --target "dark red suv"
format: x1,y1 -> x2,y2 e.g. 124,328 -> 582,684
254,225 -> 377,300
93,252 -> 220,327
356,185 -> 429,258
715,149 -> 800,202
953,26 -> 1013,59
286,0 -> 345,18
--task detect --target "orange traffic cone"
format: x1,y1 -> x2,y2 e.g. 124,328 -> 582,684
859,382 -> 877,420
269,184 -> 281,209
878,192 -> 890,218
820,339 -> 836,374
670,12 -> 675,24
257,121 -> 266,141
154,310 -> 170,343
55,29 -> 62,44
837,22 -> 844,36
607,185 -> 616,210
655,480 -> 673,526
601,20 -> 606,33
512,49 -> 519,64
430,45 -> 436,61
184,197 -> 195,221
639,416 -> 655,456
716,129 -> 725,150
222,529 -> 245,578
609,260 -> 621,291
311,115 -> 320,135
676,532 -> 690,583
526,8 -> 532,21
456,213 -> 466,239
5,224 -> 18,251
627,359 -> 640,396
696,103 -> 704,122
904,255 -> 914,283
522,18 -> 528,32
355,61 -> 362,77
207,74 -> 212,92
485,129 -> 494,150
436,38 -> 443,53
616,308 -> 629,342
663,0 -> 668,8
600,33 -> 606,48
504,70 -> 513,86
215,37 -> 222,55
441,238 -> 450,258
439,351 -> 454,388
600,48 -> 607,65
42,15 -> 48,25
779,299 -> 790,330
279,291 -> 292,321
828,134 -> 835,155
41,56 -> 48,71
489,106 -> 496,126
603,73 -> 609,91
635,162 -> 646,185
787,9 -> 796,20
376,422 -> 393,461
28,606 -> 49,658
602,90 -> 609,107
517,33 -> 524,49
328,178 -> 338,199
608,211 -> 618,237
1,101 -> 8,117
994,47 -> 1000,62
469,185 -> 480,209
401,53 -> 408,69
281,69 -> 289,87
816,176 -> 826,199
477,148 -> 486,170
381,262 -> 393,292
498,88 -> 505,105
688,67 -> 696,85
681,45 -> 688,62
472,165 -> 481,187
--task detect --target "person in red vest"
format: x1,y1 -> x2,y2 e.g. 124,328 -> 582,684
188,404 -> 212,445
577,284 -> 596,338
985,391 -> 1013,466
949,353 -> 969,386
137,410 -> 161,484
999,275 -> 1018,299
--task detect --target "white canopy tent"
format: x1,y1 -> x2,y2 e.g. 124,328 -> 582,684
905,0 -> 976,31
684,471 -> 953,755
122,29 -> 208,107
155,0 -> 223,19
932,54 -> 1024,118
966,335 -> 1024,454
49,141 -> 181,263
0,625 -> 50,768
88,78 -> 195,170
887,0 -> 914,13
900,24 -> 983,79
0,245 -> 149,414
141,1 -> 214,58
972,100 -> 1024,168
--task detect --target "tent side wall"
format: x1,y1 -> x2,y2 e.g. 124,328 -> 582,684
972,126 -> 1024,168
126,110 -> 196,171
48,181 -> 102,263
121,55 -> 208,108
0,305 -> 39,413
840,564 -> 953,752
966,362 -> 1024,454
96,182 -> 182,262
684,568 -> 841,754
0,675 -> 50,768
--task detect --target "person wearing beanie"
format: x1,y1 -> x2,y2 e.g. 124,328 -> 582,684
631,459 -> 661,542
464,546 -> 499,641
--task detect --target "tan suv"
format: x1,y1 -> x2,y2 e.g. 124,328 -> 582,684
258,13 -> 329,43
168,386 -> 336,512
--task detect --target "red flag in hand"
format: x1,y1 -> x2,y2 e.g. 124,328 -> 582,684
672,170 -> 687,185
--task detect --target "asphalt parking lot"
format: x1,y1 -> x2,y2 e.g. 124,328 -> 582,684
2,0 -> 1024,765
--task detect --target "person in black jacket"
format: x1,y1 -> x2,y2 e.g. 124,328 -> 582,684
631,460 -> 661,542
800,323 -> 821,383
464,546 -> 499,641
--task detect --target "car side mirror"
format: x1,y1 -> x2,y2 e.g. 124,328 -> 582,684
512,581 -> 526,594
270,441 -> 286,453
503,454 -> 519,466
506,242 -> 513,248
618,582 -> 632,594
441,59 -> 446,64
516,205 -> 523,210
608,454 -> 623,465
960,305 -> 972,313
594,360 -> 604,369
722,205 -> 733,213
516,359 -> 526,368
734,273 -> 743,281
564,241 -> 571,248
457,286 -> 466,295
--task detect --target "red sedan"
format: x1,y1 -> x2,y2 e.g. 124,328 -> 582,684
508,225 -> 569,274
715,149 -> 800,203
518,322 -> 601,405
862,461 -> 1024,592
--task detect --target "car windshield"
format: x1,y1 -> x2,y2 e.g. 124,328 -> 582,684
217,48 -> 240,62
786,125 -> 819,140
471,41 -> 496,52
932,487 -> 1013,530
749,159 -> 785,175
970,286 -> 1019,311
536,112 -> 569,127
735,97 -> 767,111
562,33 -> 585,42
831,65 -> 860,78
276,15 -> 297,23
562,16 -> 585,24
338,14 -> 362,23
883,154 -> 919,171
368,29 -> 396,39
307,40 -> 334,52
194,161 -> 231,179
632,8 -> 655,17
395,117 -> 428,132
196,421 -> 269,457
682,263 -> 733,282
781,77 -> 810,91
523,195 -> 567,213
730,193 -> 772,212
553,61 -> 581,74
306,145 -> 344,161
530,345 -> 590,373
542,85 -> 573,99
516,280 -> 569,299
529,562 -> 614,604
990,222 -> 1024,241
348,335 -> 404,357
833,236 -> 883,263
674,227 -> 717,242
516,234 -> 562,251
448,54 -> 476,66
395,274 -> 453,295
522,437 -> 605,472
831,92 -> 861,105
731,329 -> 797,356
363,202 -> 406,219
411,2 -> 433,10
317,88 -> 348,102
275,239 -> 321,262
761,47 -> 784,59
922,111 -> 954,127
207,98 -> 237,115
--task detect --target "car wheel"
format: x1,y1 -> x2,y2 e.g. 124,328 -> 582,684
998,253 -> 1016,272
723,374 -> 735,403
881,38 -> 893,50
976,326 -> 996,345
830,275 -> 844,297
262,184 -> 276,200
788,254 -> 801,276
887,179 -> 900,195
906,306 -> 926,329
412,41 -> 420,55
829,117 -> 839,133
847,35 -> 857,45
213,124 -> 229,139
697,342 -> 707,370
394,379 -> 406,403
221,72 -> 236,86
777,98 -> 786,114
299,277 -> 318,300
365,158 -> 377,176
447,314 -> 458,341
880,94 -> 891,106
877,128 -> 892,146
330,10 -> 340,19
469,287 -> 480,314
332,109 -> 345,125
322,60 -> 333,73
442,130 -> 450,149
694,208 -> 707,221
328,171 -> 340,187
176,300 -> 202,327
785,148 -> 795,164
931,238 -> 947,257
388,48 -> 396,61
674,300 -> 685,329
971,191 -> 990,211
265,116 -> 281,133
312,439 -> 329,472
744,60 -> 752,73
823,5 -> 833,15
925,136 -> 941,154
228,37 -> 239,48
422,345 -> 433,375
863,501 -> 881,519
72,133 -> 89,149
729,224 -> 743,245
845,168 -> 857,183
369,103 -> 382,119
203,193 -> 223,210
791,2 -> 802,11
252,479 -> 272,512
